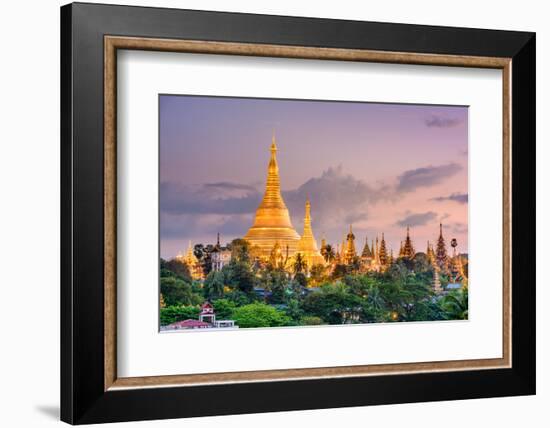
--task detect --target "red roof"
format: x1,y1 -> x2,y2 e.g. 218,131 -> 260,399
169,319 -> 211,328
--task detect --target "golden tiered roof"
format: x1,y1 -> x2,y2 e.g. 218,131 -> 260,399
401,226 -> 416,259
244,135 -> 300,258
297,199 -> 325,267
343,225 -> 357,264
176,241 -> 203,279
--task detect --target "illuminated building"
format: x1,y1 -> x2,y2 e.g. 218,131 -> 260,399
211,233 -> 232,272
435,223 -> 449,271
296,198 -> 325,268
176,241 -> 203,279
244,135 -> 301,258
343,225 -> 357,265
400,226 -> 416,259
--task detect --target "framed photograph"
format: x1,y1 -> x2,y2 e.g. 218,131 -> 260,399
61,2 -> 535,424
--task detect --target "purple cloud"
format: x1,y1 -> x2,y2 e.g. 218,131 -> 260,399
431,192 -> 468,204
396,163 -> 462,193
395,211 -> 438,227
425,115 -> 462,128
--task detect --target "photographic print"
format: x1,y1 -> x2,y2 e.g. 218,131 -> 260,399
159,95 -> 469,332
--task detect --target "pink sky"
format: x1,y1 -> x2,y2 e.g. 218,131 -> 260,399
160,95 -> 468,259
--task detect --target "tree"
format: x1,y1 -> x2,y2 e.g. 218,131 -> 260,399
231,303 -> 292,328
265,269 -> 288,304
294,272 -> 308,288
322,244 -> 336,263
301,283 -> 363,324
292,253 -> 307,275
212,299 -> 237,319
194,244 -> 213,276
163,258 -> 192,282
284,298 -> 303,322
160,305 -> 200,326
230,238 -> 251,262
160,276 -> 202,306
224,259 -> 257,295
300,315 -> 324,326
440,289 -> 468,320
309,264 -> 327,285
412,252 -> 432,273
331,263 -> 349,279
203,270 -> 225,300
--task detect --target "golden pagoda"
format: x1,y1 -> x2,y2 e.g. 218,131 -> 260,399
176,241 -> 203,279
244,135 -> 300,259
296,198 -> 325,268
343,225 -> 357,264
401,226 -> 416,259
426,241 -> 436,265
379,233 -> 389,268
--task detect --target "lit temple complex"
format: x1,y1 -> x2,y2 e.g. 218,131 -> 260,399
244,135 -> 324,268
243,136 -> 301,257
175,241 -> 203,280
174,137 -> 468,292
297,199 -> 327,267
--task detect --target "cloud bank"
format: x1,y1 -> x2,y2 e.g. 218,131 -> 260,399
431,192 -> 468,204
395,211 -> 438,227
425,115 -> 462,128
396,163 -> 462,193
161,161 -> 463,241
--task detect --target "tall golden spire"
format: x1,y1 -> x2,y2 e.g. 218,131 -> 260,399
435,223 -> 449,270
176,241 -> 203,279
379,233 -> 389,267
361,235 -> 373,258
401,225 -> 416,259
244,135 -> 300,258
344,225 -> 356,264
297,198 -> 325,268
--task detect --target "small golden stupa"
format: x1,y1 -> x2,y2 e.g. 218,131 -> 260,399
244,135 -> 300,258
297,198 -> 325,267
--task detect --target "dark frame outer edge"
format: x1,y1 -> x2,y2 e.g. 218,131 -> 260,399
60,4 -> 74,425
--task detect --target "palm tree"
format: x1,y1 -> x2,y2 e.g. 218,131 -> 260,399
323,244 -> 336,263
367,287 -> 385,311
440,289 -> 468,320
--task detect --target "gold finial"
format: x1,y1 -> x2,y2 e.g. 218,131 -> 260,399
271,130 -> 277,153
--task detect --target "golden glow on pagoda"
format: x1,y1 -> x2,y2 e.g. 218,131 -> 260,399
343,225 -> 357,265
244,134 -> 300,258
176,241 -> 203,279
297,198 -> 325,267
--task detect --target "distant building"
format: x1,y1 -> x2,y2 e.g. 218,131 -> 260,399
162,301 -> 238,331
211,233 -> 232,272
175,241 -> 203,280
296,199 -> 325,268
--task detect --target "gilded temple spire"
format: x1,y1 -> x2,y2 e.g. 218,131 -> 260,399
297,198 -> 325,267
379,233 -> 389,268
435,223 -> 449,270
344,225 -> 356,264
401,225 -> 416,259
244,137 -> 300,258
361,235 -> 373,258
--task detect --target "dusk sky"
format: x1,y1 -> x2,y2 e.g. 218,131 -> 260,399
160,95 -> 468,259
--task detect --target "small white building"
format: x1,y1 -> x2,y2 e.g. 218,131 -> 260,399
211,246 -> 232,272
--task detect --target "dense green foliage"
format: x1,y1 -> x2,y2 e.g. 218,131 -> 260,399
160,305 -> 200,325
231,303 -> 292,328
159,243 -> 467,328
